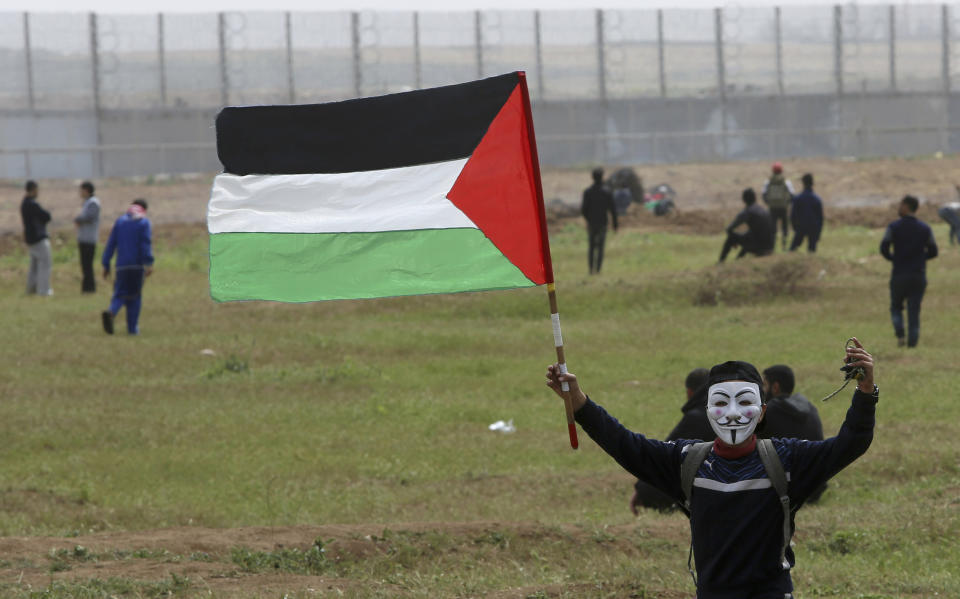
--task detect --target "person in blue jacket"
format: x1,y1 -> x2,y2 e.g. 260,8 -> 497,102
880,195 -> 938,348
101,199 -> 154,335
545,339 -> 877,599
789,173 -> 823,252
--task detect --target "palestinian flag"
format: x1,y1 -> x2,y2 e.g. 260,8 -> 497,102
208,72 -> 553,303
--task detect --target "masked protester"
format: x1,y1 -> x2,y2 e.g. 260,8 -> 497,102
545,339 -> 877,599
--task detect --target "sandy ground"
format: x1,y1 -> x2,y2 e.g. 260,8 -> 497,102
3,155 -> 960,239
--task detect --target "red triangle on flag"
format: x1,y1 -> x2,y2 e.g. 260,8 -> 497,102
446,84 -> 549,286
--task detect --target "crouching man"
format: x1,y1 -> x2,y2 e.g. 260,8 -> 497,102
545,339 -> 877,599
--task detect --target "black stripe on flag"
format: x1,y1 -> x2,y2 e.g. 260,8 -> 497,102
216,73 -> 520,176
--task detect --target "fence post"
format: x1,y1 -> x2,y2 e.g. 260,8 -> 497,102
157,13 -> 166,107
285,11 -> 295,103
596,9 -> 607,103
715,7 -> 728,159
775,6 -> 784,95
474,10 -> 483,79
89,12 -> 104,176
351,11 -> 361,97
834,5 -> 844,96
714,7 -> 726,99
942,4 -> 951,94
534,10 -> 544,99
218,12 -> 229,106
657,9 -> 666,97
889,5 -> 896,91
413,11 -> 421,89
23,12 -> 35,110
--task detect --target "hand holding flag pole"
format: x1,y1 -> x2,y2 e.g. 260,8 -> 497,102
517,72 -> 579,450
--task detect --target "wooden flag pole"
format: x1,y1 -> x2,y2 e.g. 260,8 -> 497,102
517,71 -> 579,449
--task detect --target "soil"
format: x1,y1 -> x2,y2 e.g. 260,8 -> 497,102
3,154 -> 959,239
0,521 -> 689,597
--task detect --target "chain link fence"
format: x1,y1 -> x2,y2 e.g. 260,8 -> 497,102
2,5 -> 960,178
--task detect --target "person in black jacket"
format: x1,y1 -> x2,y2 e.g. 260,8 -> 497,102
880,195 -> 938,347
581,167 -> 618,274
631,368 -> 712,513
545,339 -> 877,599
718,188 -> 775,263
761,364 -> 827,503
20,180 -> 54,296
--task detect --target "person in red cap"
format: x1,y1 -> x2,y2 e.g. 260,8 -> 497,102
762,162 -> 795,251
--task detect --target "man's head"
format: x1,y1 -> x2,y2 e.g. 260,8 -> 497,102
762,364 -> 795,398
591,167 -> 604,184
899,195 -> 919,217
772,162 -> 783,175
133,198 -> 148,211
802,173 -> 813,189
685,367 -> 709,400
706,360 -> 766,446
24,180 -> 38,197
742,188 -> 757,206
79,181 -> 94,199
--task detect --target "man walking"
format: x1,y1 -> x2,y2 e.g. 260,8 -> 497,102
101,199 -> 154,336
880,195 -> 938,348
20,180 -> 53,296
74,181 -> 101,293
789,173 -> 824,252
581,167 -> 618,274
718,188 -> 775,262
762,162 -> 795,251
939,198 -> 960,246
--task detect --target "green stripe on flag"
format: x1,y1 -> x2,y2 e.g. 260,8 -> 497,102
209,228 -> 536,302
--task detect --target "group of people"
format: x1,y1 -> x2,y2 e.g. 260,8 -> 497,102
546,339 -> 877,599
18,180 -> 155,335
630,363 -> 827,514
719,163 -> 824,262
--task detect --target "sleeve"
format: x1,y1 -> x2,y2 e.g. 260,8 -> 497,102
581,191 -> 588,219
925,226 -> 938,260
783,389 -> 876,504
141,220 -> 154,266
786,180 -> 796,195
575,398 -> 687,501
75,200 -> 97,224
37,204 -> 52,224
101,223 -> 118,269
761,179 -> 770,197
880,225 -> 894,261
726,210 -> 747,234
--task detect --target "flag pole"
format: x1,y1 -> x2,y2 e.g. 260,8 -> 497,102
517,71 -> 579,450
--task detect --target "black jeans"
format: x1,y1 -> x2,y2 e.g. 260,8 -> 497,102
719,231 -> 772,262
588,226 -> 607,273
769,206 -> 789,248
79,242 -> 96,293
890,273 -> 926,347
789,230 -> 819,253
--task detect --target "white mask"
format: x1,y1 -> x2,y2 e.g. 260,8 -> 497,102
707,381 -> 763,446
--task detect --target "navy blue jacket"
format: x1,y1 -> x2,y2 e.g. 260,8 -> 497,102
102,214 -> 154,271
790,189 -> 823,237
880,215 -> 937,277
576,389 -> 876,598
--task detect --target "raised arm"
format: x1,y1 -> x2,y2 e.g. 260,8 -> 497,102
545,365 -> 686,501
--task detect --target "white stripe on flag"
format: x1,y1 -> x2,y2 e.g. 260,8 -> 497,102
208,158 -> 474,234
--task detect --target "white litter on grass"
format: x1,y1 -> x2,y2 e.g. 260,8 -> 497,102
200,348 -> 216,356
488,419 -> 516,434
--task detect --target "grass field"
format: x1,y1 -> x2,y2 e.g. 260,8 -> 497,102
0,214 -> 958,598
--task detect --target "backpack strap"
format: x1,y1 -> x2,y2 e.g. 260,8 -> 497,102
680,441 -> 714,511
757,438 -> 792,570
679,441 -> 713,588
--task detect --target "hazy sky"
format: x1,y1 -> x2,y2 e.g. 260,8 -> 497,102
2,0 -> 898,13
